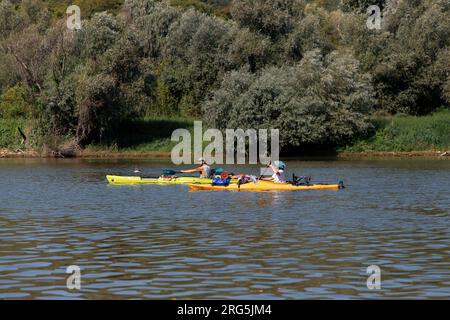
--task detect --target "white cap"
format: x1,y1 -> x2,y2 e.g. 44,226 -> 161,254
198,157 -> 205,163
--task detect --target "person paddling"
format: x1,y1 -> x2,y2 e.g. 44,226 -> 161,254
261,160 -> 287,183
181,157 -> 211,178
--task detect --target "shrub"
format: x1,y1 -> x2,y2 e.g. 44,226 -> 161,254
343,0 -> 450,114
343,109 -> 450,151
204,50 -> 375,148
0,84 -> 32,118
230,0 -> 306,40
0,118 -> 26,148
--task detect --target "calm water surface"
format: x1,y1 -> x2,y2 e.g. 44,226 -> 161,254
0,158 -> 449,299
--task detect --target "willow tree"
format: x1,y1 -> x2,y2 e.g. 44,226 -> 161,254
204,50 -> 375,148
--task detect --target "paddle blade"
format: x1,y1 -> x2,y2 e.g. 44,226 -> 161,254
163,169 -> 177,176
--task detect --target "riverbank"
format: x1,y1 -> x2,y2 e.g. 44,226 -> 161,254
1,110 -> 449,159
0,148 -> 171,159
0,148 -> 40,158
337,150 -> 450,159
2,147 -> 449,159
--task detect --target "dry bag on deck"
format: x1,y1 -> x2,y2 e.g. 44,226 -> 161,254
212,177 -> 231,186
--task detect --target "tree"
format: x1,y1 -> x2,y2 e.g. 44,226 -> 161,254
341,0 -> 386,12
126,1 -> 179,59
38,79 -> 77,137
203,68 -> 256,129
76,12 -> 122,60
0,0 -> 23,40
434,48 -> 450,106
230,0 -> 306,40
227,27 -> 271,72
20,0 -> 51,32
75,72 -> 122,144
204,50 -> 375,148
3,25 -> 53,93
342,0 -> 450,114
283,5 -> 337,62
163,9 -> 235,113
0,84 -> 32,118
123,0 -> 159,19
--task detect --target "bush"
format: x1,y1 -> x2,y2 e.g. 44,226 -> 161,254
0,84 -> 32,118
0,118 -> 26,148
342,108 -> 450,151
230,0 -> 306,40
163,9 -> 235,112
204,50 -> 375,147
341,0 -> 386,12
38,79 -> 77,137
76,12 -> 122,59
227,27 -> 271,72
283,5 -> 337,61
75,72 -> 123,144
343,0 -> 450,114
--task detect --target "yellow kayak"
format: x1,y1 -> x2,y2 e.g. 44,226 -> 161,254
188,180 -> 343,192
107,175 -> 214,185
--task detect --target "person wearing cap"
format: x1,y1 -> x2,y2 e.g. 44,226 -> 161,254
261,160 -> 287,183
181,157 -> 212,178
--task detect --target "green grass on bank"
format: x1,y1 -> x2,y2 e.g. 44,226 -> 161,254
341,109 -> 450,152
0,118 -> 26,149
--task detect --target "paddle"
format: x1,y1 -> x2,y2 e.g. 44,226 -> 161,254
163,168 -> 224,176
258,161 -> 271,181
128,168 -> 178,179
163,169 -> 182,176
129,168 -> 219,179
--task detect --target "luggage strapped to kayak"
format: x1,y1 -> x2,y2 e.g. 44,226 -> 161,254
292,174 -> 312,186
210,168 -> 224,177
212,177 -> 231,186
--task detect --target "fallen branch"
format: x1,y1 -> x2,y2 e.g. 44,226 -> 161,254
18,127 -> 27,145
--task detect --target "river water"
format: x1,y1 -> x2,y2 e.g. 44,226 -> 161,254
0,158 -> 449,299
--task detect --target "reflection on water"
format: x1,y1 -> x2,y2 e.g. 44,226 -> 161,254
0,158 -> 449,299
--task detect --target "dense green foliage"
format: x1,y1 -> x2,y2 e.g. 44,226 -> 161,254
42,0 -> 125,17
204,50 -> 375,147
0,0 -> 449,152
0,118 -> 26,148
0,84 -> 32,118
341,0 -> 450,114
